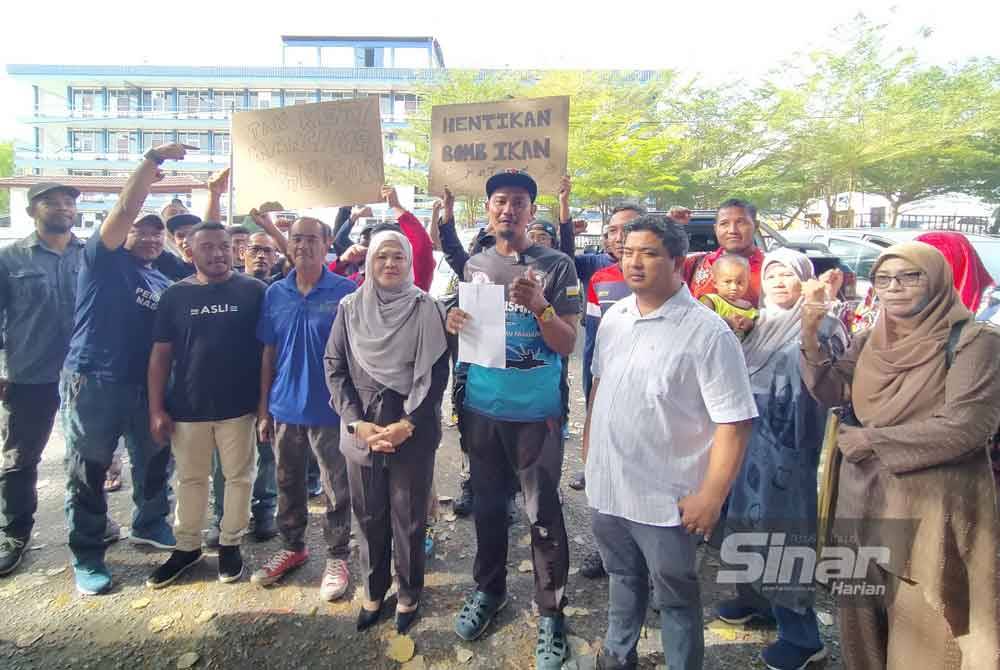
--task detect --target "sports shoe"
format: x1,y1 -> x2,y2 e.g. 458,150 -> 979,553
130,523 -> 176,551
0,535 -> 27,577
319,558 -> 350,601
218,545 -> 243,583
761,639 -> 827,670
251,547 -> 309,586
203,523 -> 221,549
424,529 -> 434,558
568,472 -> 586,491
146,549 -> 203,589
453,480 -> 474,517
536,614 -> 568,669
716,598 -> 776,626
252,514 -> 278,542
580,550 -> 606,579
74,563 -> 112,595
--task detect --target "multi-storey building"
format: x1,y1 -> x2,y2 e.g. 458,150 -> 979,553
2,35 -> 445,238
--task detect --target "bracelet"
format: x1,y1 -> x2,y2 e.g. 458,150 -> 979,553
143,148 -> 165,165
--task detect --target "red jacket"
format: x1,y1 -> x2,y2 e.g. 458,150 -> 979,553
327,210 -> 435,291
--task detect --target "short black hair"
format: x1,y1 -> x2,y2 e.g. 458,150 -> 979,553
717,198 -> 757,223
189,221 -> 229,240
226,224 -> 251,236
291,217 -> 331,240
623,214 -> 689,259
611,203 -> 647,218
370,222 -> 402,236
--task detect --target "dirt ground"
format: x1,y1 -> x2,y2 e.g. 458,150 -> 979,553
0,359 -> 844,670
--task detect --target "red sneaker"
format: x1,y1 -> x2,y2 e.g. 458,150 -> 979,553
250,547 -> 309,586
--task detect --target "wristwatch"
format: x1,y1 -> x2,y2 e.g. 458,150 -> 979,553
535,304 -> 556,323
346,421 -> 360,435
144,148 -> 165,165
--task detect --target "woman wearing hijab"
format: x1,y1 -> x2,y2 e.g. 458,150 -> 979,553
324,231 -> 451,634
715,248 -> 847,670
802,241 -> 1000,669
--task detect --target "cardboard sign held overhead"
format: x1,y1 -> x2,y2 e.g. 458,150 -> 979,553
429,96 -> 570,198
231,97 -> 384,212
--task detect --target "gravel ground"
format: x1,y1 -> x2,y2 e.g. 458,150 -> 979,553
0,361 -> 843,670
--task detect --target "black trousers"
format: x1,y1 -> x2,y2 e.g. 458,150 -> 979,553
346,440 -> 436,606
0,383 -> 60,541
464,410 -> 568,615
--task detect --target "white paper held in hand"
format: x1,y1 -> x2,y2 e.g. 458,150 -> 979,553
457,281 -> 506,368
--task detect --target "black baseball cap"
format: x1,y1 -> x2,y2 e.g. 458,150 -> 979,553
165,213 -> 201,233
28,182 -> 81,202
133,213 -> 165,229
486,169 -> 538,203
528,220 -> 557,239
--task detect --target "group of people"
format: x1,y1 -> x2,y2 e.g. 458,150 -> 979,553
0,140 -> 998,670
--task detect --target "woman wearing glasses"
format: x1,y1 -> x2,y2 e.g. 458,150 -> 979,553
801,241 -> 1000,669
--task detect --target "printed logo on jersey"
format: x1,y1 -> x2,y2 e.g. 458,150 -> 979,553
190,304 -> 240,316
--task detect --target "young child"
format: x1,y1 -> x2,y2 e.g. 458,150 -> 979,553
699,254 -> 759,339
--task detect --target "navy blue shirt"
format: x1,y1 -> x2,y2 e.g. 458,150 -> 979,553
257,267 -> 356,426
64,232 -> 172,385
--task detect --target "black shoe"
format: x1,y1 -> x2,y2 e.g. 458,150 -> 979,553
580,549 -> 607,579
506,495 -> 519,526
396,604 -> 420,634
307,480 -> 323,498
568,472 -> 586,491
0,535 -> 27,577
218,545 -> 243,583
146,549 -> 203,589
252,515 -> 278,542
453,480 -> 474,517
203,524 -> 221,550
357,601 -> 385,632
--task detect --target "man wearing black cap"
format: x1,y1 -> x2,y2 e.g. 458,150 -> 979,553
61,143 -> 192,595
446,170 -> 579,669
0,182 -> 85,576
158,213 -> 200,281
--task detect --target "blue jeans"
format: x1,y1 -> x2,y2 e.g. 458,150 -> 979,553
592,510 -> 703,670
60,371 -> 172,568
729,583 -> 822,651
211,438 -> 276,523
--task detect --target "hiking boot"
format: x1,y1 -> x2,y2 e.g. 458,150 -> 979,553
0,535 -> 27,577
146,549 -> 203,589
453,480 -> 474,517
319,558 -> 350,601
218,545 -> 243,583
536,614 -> 568,669
251,547 -> 309,586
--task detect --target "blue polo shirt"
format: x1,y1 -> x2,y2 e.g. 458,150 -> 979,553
257,267 -> 356,426
65,232 -> 172,385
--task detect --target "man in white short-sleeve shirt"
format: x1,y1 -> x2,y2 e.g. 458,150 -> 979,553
583,214 -> 756,670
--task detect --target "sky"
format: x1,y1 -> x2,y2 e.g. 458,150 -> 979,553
1,0 -> 997,140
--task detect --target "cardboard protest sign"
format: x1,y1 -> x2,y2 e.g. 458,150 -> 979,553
429,96 -> 570,198
232,97 -> 384,212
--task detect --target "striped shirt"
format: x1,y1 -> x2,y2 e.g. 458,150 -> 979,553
585,286 -> 757,527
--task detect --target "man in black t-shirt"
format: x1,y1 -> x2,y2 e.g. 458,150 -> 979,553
146,222 -> 266,588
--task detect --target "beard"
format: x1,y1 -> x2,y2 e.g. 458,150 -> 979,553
498,228 -> 516,241
41,216 -> 73,234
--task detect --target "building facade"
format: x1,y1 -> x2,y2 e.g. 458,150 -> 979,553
4,35 -> 446,236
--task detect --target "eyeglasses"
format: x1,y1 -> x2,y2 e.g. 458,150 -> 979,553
248,246 -> 275,256
872,271 -> 925,289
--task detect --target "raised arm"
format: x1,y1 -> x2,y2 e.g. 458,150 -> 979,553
204,167 -> 229,222
558,175 -> 574,256
800,283 -> 864,407
250,206 -> 288,257
385,186 -> 434,291
102,143 -> 191,250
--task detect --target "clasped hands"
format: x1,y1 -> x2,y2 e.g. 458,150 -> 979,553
355,420 -> 415,453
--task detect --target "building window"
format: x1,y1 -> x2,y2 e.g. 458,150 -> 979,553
73,88 -> 100,114
394,93 -> 418,118
176,132 -> 205,151
142,131 -> 171,151
177,90 -> 209,115
321,90 -> 352,101
215,133 -> 231,155
248,90 -> 278,109
73,131 -> 97,152
142,90 -> 169,112
215,90 -> 241,113
107,89 -> 138,116
109,131 -> 137,154
286,90 -> 314,106
364,48 -> 376,67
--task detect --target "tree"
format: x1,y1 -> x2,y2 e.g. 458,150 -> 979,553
0,141 -> 13,216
